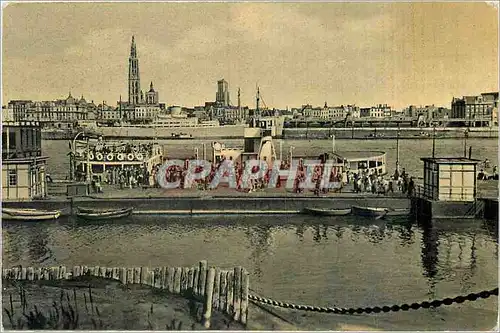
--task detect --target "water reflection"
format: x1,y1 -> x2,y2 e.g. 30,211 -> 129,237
245,225 -> 273,279
2,215 -> 497,312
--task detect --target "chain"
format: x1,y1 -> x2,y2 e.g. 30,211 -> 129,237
248,288 -> 498,315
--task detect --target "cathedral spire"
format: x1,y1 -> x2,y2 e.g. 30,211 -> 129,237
130,35 -> 137,58
128,35 -> 141,105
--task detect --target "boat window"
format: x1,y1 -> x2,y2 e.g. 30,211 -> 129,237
377,161 -> 382,166
369,161 -> 376,168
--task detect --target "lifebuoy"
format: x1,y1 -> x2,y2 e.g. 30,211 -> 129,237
107,153 -> 114,161
88,152 -> 94,160
117,153 -> 125,161
127,153 -> 135,161
135,153 -> 144,160
96,152 -> 104,161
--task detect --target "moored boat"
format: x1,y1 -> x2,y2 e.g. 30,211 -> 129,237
76,207 -> 134,220
2,208 -> 61,221
302,207 -> 352,216
351,206 -> 388,218
385,208 -> 410,217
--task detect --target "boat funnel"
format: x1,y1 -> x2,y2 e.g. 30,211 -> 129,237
258,136 -> 277,163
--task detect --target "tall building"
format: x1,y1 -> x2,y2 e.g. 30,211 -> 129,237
128,36 -> 141,105
216,79 -> 230,107
451,92 -> 498,125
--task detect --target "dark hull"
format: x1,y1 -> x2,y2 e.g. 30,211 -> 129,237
76,208 -> 134,220
302,207 -> 352,216
351,206 -> 388,218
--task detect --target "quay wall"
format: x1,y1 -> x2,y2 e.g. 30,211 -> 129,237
2,196 -> 411,216
283,127 -> 499,140
97,125 -> 246,139
41,125 -> 498,140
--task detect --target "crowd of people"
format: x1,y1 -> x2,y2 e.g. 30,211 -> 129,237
111,156 -> 413,196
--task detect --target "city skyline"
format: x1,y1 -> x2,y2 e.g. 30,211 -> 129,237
2,2 -> 498,110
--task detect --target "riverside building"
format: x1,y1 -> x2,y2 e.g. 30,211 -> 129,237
2,121 -> 48,200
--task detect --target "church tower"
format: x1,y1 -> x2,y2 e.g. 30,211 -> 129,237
128,36 -> 141,105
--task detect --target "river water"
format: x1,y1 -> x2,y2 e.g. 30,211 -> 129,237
3,138 -> 498,330
2,215 -> 498,330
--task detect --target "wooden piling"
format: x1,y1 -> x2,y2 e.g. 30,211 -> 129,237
112,267 -> 119,280
148,270 -> 155,286
180,267 -> 187,292
167,267 -> 175,292
41,267 -> 48,280
193,267 -> 200,296
154,268 -> 162,288
34,268 -> 41,280
233,267 -> 242,321
140,267 -> 149,284
134,267 -> 141,284
120,267 -> 127,284
173,267 -> 182,294
213,268 -> 221,310
27,267 -> 34,281
226,271 -> 234,314
187,267 -> 194,292
99,266 -> 106,278
161,267 -> 168,289
12,267 -> 19,280
73,266 -> 81,278
202,267 -> 216,329
240,268 -> 249,325
219,270 -> 227,311
60,266 -> 67,279
50,267 -> 59,280
126,268 -> 134,284
198,260 -> 208,297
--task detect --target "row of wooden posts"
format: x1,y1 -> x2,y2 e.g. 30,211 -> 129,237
2,260 -> 250,328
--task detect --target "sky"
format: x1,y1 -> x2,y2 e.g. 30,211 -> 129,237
2,2 -> 498,110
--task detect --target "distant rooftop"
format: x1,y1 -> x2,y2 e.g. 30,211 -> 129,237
421,157 -> 481,164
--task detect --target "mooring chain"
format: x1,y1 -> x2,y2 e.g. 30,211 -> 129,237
248,288 -> 498,315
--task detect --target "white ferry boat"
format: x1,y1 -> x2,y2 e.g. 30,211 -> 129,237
71,137 -> 163,181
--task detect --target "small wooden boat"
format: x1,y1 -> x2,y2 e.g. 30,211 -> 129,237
351,206 -> 388,219
2,208 -> 61,221
76,207 -> 134,220
302,207 -> 352,216
385,208 -> 410,217
77,207 -> 130,214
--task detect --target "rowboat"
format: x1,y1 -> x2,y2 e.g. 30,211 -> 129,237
76,207 -> 134,220
2,208 -> 61,221
302,207 -> 352,216
77,207 -> 130,214
385,208 -> 410,217
351,206 -> 388,219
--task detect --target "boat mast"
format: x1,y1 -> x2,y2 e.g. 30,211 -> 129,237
396,123 -> 400,172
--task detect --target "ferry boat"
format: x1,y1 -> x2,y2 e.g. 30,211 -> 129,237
71,137 -> 163,181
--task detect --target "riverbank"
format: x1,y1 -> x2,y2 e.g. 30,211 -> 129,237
2,277 -> 243,330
